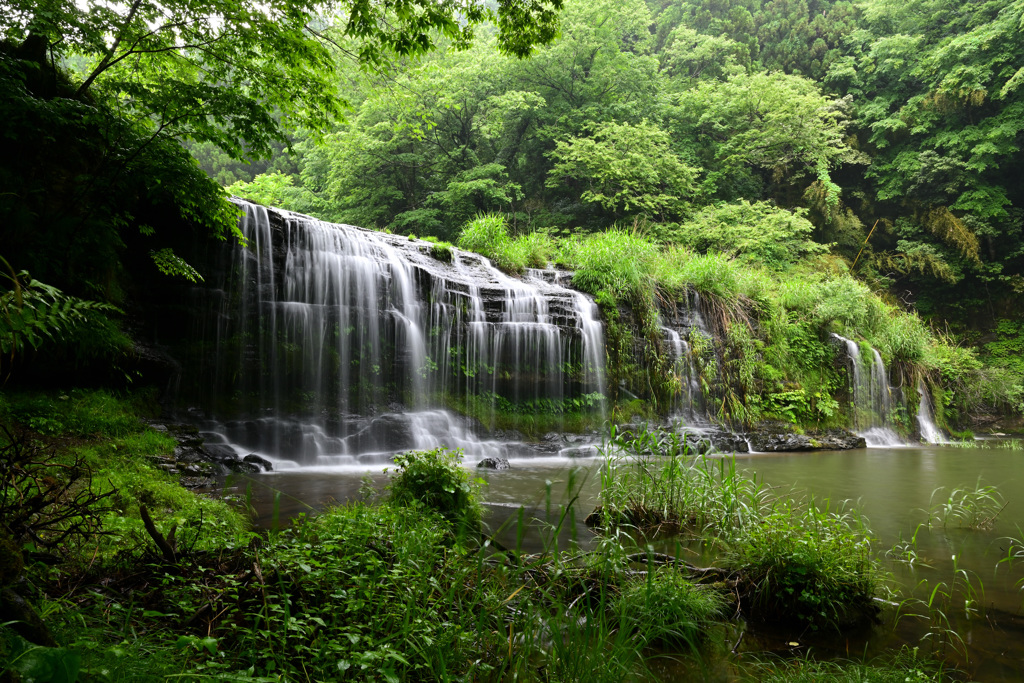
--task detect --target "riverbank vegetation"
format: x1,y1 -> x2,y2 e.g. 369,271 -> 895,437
2,0 -> 1022,679
1,390 -> 961,681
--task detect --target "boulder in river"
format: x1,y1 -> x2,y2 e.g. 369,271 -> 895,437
747,426 -> 866,452
477,457 -> 511,470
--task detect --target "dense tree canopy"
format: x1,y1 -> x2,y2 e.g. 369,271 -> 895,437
0,0 -> 566,298
218,0 -> 1021,332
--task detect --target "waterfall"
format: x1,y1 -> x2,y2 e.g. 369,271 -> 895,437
832,334 -> 903,446
662,327 -> 703,421
916,378 -> 946,444
659,290 -> 711,423
188,201 -> 607,467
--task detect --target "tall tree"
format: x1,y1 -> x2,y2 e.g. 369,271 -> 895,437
826,0 -> 1024,312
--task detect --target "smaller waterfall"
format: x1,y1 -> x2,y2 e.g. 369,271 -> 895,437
662,327 -> 703,421
833,334 -> 903,446
916,378 -> 946,444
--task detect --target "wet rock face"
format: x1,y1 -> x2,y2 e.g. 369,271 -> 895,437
700,429 -> 750,454
746,427 -> 866,452
144,420 -> 268,486
477,457 -> 511,470
243,454 -> 274,471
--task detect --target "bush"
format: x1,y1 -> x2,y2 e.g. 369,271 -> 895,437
615,569 -> 724,647
658,201 -> 827,270
387,447 -> 483,529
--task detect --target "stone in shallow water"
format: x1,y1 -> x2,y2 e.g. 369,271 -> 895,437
477,457 -> 511,470
243,454 -> 274,471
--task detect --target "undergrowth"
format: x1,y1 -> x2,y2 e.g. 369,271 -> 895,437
0,391 -> 974,682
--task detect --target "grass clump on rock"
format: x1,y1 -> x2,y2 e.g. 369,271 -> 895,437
616,569 -> 725,647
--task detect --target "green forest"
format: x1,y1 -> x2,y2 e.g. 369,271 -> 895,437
2,0 -> 1024,680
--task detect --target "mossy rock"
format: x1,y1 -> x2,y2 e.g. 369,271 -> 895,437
0,532 -> 24,586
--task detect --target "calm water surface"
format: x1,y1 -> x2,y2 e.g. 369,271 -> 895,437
211,444 -> 1024,680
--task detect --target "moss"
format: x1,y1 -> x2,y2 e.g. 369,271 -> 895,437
430,241 -> 453,262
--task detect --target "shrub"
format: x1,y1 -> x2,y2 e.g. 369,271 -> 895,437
615,569 -> 725,647
658,201 -> 827,269
387,447 -> 483,529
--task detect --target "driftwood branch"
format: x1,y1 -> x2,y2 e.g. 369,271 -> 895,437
140,504 -> 177,563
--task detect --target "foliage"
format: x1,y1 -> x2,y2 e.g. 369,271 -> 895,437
825,0 -> 1024,312
458,213 -> 522,273
615,569 -> 725,647
547,120 -> 700,221
1,0 -> 564,160
984,318 -> 1024,376
558,228 -> 659,303
729,505 -> 875,629
739,649 -> 944,682
0,48 -> 241,304
148,248 -> 204,283
1,389 -> 142,438
925,481 -> 1005,530
0,389 -> 248,561
598,432 -> 879,630
226,172 -> 320,215
657,201 -> 828,269
666,70 -> 862,200
0,265 -> 122,375
457,213 -> 554,273
387,447 -> 483,528
0,427 -> 115,552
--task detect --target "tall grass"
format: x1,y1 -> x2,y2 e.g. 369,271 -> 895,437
596,428 -> 879,630
925,481 -> 1005,530
557,227 -> 657,302
457,212 -> 554,273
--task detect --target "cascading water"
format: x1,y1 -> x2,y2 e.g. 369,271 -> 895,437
916,378 -> 946,444
660,290 -> 710,423
185,200 -> 607,467
832,334 -> 903,446
662,327 -> 703,421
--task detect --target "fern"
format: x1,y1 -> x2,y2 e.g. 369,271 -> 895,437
919,206 -> 981,264
1,259 -> 121,362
